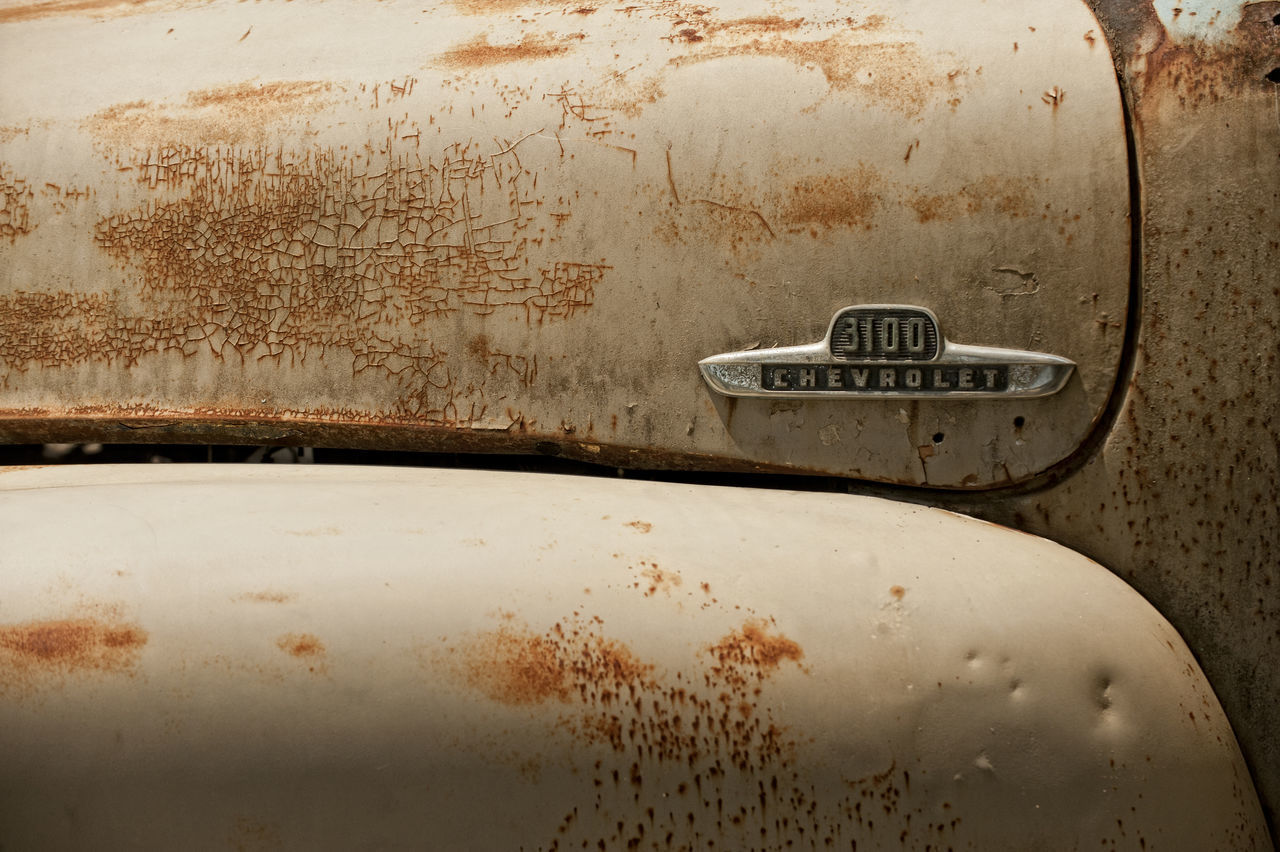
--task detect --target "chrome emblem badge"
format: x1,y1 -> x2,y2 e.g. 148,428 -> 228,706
699,305 -> 1074,399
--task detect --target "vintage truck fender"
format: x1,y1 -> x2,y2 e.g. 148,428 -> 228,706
0,464 -> 1267,849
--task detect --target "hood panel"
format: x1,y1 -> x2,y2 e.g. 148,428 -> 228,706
0,0 -> 1130,487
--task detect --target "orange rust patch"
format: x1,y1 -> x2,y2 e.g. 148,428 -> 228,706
453,620 -> 657,707
45,134 -> 601,421
86,81 -> 333,148
276,632 -> 325,659
439,612 -> 824,849
0,0 -> 169,24
890,585 -> 906,600
907,175 -> 1035,223
439,33 -> 579,68
0,617 -> 148,690
457,624 -> 572,705
706,619 -> 804,689
625,520 -> 653,533
779,165 -> 882,230
185,80 -> 332,110
707,15 -> 807,35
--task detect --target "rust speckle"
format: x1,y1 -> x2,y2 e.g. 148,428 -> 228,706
440,33 -> 579,68
625,520 -> 653,533
276,632 -> 325,659
638,563 -> 682,597
438,610 -> 860,848
452,619 -> 655,706
780,165 -> 882,230
234,591 -> 296,604
0,617 -> 148,691
907,175 -> 1035,223
456,624 -> 572,705
707,619 -> 805,686
890,585 -> 906,600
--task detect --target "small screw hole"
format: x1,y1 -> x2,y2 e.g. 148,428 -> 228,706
932,432 -> 945,444
1013,415 -> 1026,429
1267,68 -> 1280,84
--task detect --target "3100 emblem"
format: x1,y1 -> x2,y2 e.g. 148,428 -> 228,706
699,305 -> 1074,400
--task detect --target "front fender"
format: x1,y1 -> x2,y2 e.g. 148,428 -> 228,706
0,464 -> 1267,849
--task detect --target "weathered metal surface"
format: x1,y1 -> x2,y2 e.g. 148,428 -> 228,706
0,0 -> 1129,488
947,0 -> 1280,835
0,464 -> 1268,848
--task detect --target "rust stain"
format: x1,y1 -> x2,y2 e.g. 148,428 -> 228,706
448,0 -> 564,13
625,520 -> 653,533
890,585 -> 906,600
228,816 -> 282,851
707,619 -> 805,686
637,562 -> 682,597
1095,1 -> 1280,106
0,0 -> 173,24
86,81 -> 334,148
439,33 -> 580,68
589,71 -> 665,119
3,135 -> 604,422
442,611 -> 839,848
0,163 -> 34,241
185,80 -> 331,110
679,34 -> 960,116
708,15 -> 808,35
778,164 -> 882,230
451,619 -> 652,706
907,175 -> 1035,223
0,616 -> 148,691
234,591 -> 296,604
276,632 -> 325,659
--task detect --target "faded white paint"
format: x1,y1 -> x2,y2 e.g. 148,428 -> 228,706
0,465 -> 1267,849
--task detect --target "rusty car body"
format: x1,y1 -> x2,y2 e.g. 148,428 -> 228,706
0,0 -> 1276,847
